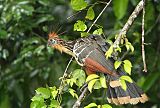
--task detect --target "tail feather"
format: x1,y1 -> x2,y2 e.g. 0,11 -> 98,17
107,86 -> 120,105
106,75 -> 148,105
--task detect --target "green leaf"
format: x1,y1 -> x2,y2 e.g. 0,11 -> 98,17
34,45 -> 45,55
142,72 -> 160,92
120,79 -> 127,91
93,80 -> 101,89
88,79 -> 98,92
85,7 -> 95,20
130,44 -> 134,52
123,60 -> 132,67
93,28 -> 103,35
106,40 -> 113,45
120,76 -> 133,83
84,103 -> 97,108
50,87 -> 58,99
0,29 -> 8,39
2,49 -> 9,59
86,74 -> 99,82
115,46 -> 121,52
31,95 -> 44,101
81,32 -> 90,37
74,20 -> 87,31
30,101 -> 47,108
114,61 -> 122,69
123,60 -> 132,75
100,75 -> 107,88
125,44 -> 130,51
72,69 -> 86,87
113,0 -> 129,20
36,15 -> 54,24
123,63 -> 131,74
38,0 -> 49,6
49,100 -> 59,108
69,88 -> 78,99
98,104 -> 112,108
105,45 -> 113,59
125,42 -> 134,52
35,88 -> 50,99
71,0 -> 87,11
145,2 -> 155,29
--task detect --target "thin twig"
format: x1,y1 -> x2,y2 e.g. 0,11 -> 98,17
141,0 -> 147,72
58,57 -> 73,103
113,0 -> 144,48
72,87 -> 89,108
67,11 -> 82,20
87,0 -> 112,33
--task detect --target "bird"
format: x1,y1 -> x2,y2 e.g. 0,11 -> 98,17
47,32 -> 148,105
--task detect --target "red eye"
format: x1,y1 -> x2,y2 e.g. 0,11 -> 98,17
50,39 -> 57,45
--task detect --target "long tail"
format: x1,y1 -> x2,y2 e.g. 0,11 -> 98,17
106,74 -> 148,105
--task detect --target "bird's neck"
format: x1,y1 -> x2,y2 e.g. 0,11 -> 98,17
55,39 -> 76,57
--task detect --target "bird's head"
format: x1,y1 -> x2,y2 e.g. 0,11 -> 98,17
47,32 -> 75,56
48,32 -> 59,46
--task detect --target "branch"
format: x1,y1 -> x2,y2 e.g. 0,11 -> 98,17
113,0 -> 144,48
87,0 -> 112,33
58,57 -> 73,103
141,0 -> 147,72
72,87 -> 89,108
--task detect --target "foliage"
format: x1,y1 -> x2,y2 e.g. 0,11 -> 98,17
0,0 -> 160,108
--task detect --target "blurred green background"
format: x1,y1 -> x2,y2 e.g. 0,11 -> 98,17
0,0 -> 160,108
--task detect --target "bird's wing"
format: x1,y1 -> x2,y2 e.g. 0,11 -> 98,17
73,36 -> 117,76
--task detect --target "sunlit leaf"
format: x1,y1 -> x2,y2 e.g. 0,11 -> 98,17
74,20 -> 87,31
123,60 -> 132,67
81,32 -> 90,37
123,60 -> 132,75
85,7 -> 95,20
98,104 -> 112,108
88,79 -> 98,92
105,45 -> 113,59
30,101 -> 46,108
93,28 -> 103,35
94,80 -> 101,89
49,100 -> 59,108
72,69 -> 86,87
114,61 -> 122,69
100,75 -> 107,88
50,87 -> 58,99
120,79 -> 127,91
120,76 -> 133,83
86,74 -> 99,82
31,95 -> 44,101
125,42 -> 134,52
69,88 -> 78,99
71,0 -> 87,11
115,46 -> 121,52
84,103 -> 97,108
35,88 -> 50,99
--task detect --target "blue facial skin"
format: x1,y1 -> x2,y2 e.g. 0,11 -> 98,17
48,39 -> 57,46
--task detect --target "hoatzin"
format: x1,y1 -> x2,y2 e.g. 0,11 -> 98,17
47,32 -> 148,105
